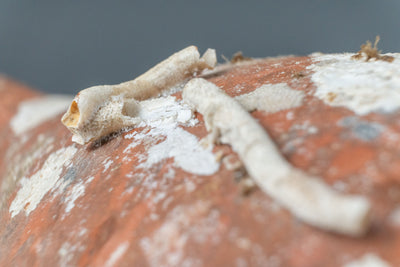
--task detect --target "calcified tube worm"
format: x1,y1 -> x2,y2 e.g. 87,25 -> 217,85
62,46 -> 217,144
183,78 -> 371,236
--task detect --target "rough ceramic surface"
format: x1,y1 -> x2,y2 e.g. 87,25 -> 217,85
1,54 -> 400,267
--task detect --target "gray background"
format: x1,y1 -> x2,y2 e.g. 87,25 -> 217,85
1,1 -> 399,94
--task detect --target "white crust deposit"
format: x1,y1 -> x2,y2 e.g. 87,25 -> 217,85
235,83 -> 304,113
309,53 -> 400,115
105,241 -> 130,267
124,96 -> 219,176
62,46 -> 216,144
9,145 -> 77,218
11,95 -> 72,135
344,253 -> 391,267
182,78 -> 371,236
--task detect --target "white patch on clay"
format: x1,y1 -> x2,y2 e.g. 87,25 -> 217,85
64,181 -> 86,214
124,96 -> 219,176
140,201 -> 220,267
10,95 -> 72,135
137,96 -> 197,127
286,111 -> 294,120
143,127 -> 218,175
235,83 -> 304,113
164,167 -> 176,180
388,206 -> 400,227
105,241 -> 130,267
229,228 -> 253,251
9,145 -> 77,218
344,253 -> 391,267
58,241 -> 84,267
184,179 -> 197,193
309,53 -> 400,115
102,158 -> 114,173
78,228 -> 88,237
1,134 -> 55,210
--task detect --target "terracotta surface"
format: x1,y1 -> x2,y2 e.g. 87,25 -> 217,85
1,56 -> 400,267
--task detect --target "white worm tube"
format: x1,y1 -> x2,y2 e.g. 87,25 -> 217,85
182,78 -> 371,236
62,46 -> 216,144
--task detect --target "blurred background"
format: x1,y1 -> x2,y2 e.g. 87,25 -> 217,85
1,1 -> 399,94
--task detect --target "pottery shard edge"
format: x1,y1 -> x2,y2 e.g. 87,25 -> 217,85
61,46 -> 216,144
182,78 -> 371,237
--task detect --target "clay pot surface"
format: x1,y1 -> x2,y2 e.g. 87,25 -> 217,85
1,55 -> 400,267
